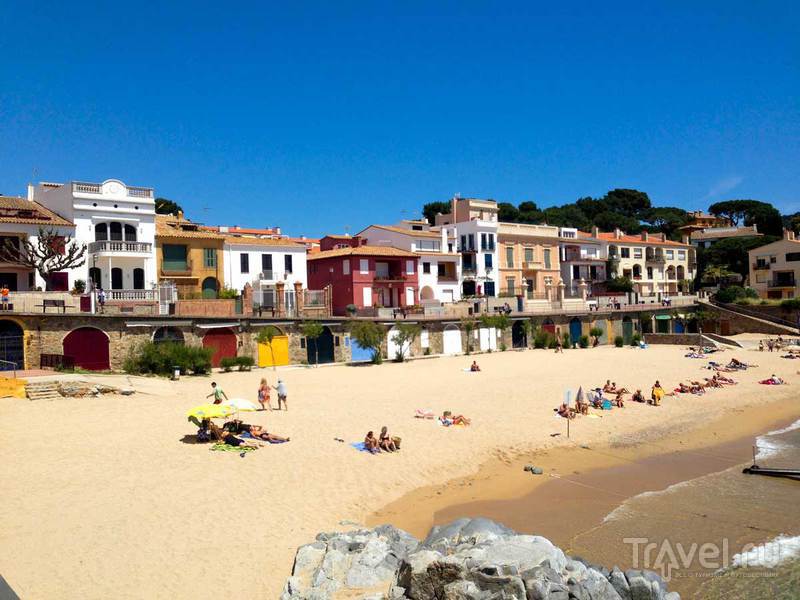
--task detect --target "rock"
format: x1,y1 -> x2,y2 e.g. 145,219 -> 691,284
120,388 -> 135,395
531,467 -> 543,475
524,464 -> 533,472
282,519 -> 679,600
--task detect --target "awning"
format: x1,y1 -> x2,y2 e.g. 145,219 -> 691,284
126,321 -> 193,327
655,314 -> 672,320
195,322 -> 240,329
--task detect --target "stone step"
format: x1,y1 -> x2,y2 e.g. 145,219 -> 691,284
25,382 -> 62,401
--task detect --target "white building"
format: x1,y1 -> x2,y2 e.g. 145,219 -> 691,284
222,236 -> 308,312
434,197 -> 499,297
31,179 -> 157,292
559,227 -> 607,297
356,222 -> 461,303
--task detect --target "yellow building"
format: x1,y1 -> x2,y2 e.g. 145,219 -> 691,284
497,222 -> 562,299
155,214 -> 226,298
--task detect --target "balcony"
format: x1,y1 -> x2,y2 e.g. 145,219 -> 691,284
769,277 -> 796,288
646,252 -> 665,264
752,263 -> 770,271
374,274 -> 407,282
73,182 -> 154,199
462,268 -> 477,278
89,240 -> 152,254
106,289 -> 157,302
458,245 -> 477,253
257,270 -> 274,281
161,259 -> 193,277
437,275 -> 458,283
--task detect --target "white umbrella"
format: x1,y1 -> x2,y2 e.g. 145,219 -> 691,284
222,398 -> 260,412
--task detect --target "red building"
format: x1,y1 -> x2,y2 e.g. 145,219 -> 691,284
308,235 -> 419,315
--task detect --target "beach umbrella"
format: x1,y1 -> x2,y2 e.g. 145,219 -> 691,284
187,403 -> 235,421
575,387 -> 584,405
222,398 -> 259,412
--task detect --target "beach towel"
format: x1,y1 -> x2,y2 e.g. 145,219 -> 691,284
414,409 -> 435,419
350,442 -> 376,453
759,379 -> 785,385
210,443 -> 256,453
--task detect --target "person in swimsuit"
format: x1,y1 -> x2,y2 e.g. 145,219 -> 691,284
364,431 -> 380,454
378,426 -> 397,452
247,425 -> 289,443
257,378 -> 271,411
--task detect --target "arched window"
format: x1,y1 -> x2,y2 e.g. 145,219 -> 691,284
111,267 -> 123,289
124,224 -> 137,241
153,327 -> 185,345
95,223 -> 108,241
133,268 -> 144,289
632,264 -> 642,278
110,222 -> 122,241
89,267 -> 102,288
202,277 -> 218,299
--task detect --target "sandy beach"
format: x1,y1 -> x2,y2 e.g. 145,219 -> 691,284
1,343 -> 798,599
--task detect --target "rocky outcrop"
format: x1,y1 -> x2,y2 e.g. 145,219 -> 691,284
281,518 -> 679,599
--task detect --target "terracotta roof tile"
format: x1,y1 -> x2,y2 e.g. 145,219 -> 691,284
156,215 -> 225,239
223,235 -> 304,248
591,231 -> 690,247
0,196 -> 74,227
308,245 -> 417,260
359,224 -> 443,239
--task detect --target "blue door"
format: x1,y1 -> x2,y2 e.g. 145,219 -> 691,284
349,337 -> 374,362
569,318 -> 582,345
674,319 -> 685,334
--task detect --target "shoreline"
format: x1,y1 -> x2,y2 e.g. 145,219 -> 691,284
367,396 -> 800,543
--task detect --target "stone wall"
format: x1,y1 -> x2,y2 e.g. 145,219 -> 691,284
175,299 -> 238,317
644,333 -> 705,346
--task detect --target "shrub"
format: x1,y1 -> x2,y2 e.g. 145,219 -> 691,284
716,285 -> 756,304
219,357 -> 237,372
500,342 -> 507,351
123,342 -> 212,376
349,320 -> 385,364
578,335 -> 590,348
630,333 -> 642,347
780,298 -> 800,310
614,335 -> 624,348
72,279 -> 86,294
562,333 -> 571,349
345,303 -> 358,315
217,286 -> 239,299
547,336 -> 559,349
423,347 -> 431,356
533,328 -> 550,349
606,276 -> 634,293
236,356 -> 254,371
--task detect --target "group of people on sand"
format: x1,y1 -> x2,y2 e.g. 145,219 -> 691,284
759,336 -> 786,352
556,379 -> 668,418
674,373 -> 736,395
207,379 -> 289,411
364,426 -> 400,454
196,418 -> 290,448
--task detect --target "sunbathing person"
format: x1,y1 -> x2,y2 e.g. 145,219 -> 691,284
612,382 -> 629,394
208,422 -> 259,448
441,410 -> 471,425
470,361 -> 481,372
364,431 -> 380,454
675,382 -> 691,394
247,425 -> 290,443
602,380 -> 615,393
378,426 -> 397,452
556,402 -> 575,419
576,396 -> 590,415
631,389 -> 645,403
613,390 -> 625,408
714,373 -> 736,384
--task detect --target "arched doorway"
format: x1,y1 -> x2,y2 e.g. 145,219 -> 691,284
622,316 -> 634,344
95,223 -> 108,241
124,224 -> 137,241
133,268 -> 145,290
89,267 -> 102,289
0,319 -> 24,370
420,286 -> 435,301
569,318 -> 582,345
63,327 -> 110,370
257,325 -> 289,367
109,222 -> 122,241
542,318 -> 556,334
111,268 -> 123,289
202,328 -> 237,367
153,326 -> 184,345
442,324 -> 462,355
306,326 -> 334,365
511,320 -> 527,349
202,277 -> 218,299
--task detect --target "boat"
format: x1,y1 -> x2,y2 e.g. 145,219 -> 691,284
742,465 -> 800,481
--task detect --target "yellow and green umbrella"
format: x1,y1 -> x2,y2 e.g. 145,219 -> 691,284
187,403 -> 235,421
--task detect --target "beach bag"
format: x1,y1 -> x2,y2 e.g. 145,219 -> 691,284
601,400 -> 613,410
197,429 -> 210,443
392,436 -> 402,449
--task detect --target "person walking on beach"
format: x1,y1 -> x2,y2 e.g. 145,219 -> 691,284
97,286 -> 106,313
273,379 -> 288,410
257,378 -> 272,411
207,382 -> 229,405
555,336 -> 563,353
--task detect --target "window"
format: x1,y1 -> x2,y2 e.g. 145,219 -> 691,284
109,222 -> 122,241
633,248 -> 642,259
203,248 -> 217,268
786,253 -> 800,262
285,255 -> 293,274
484,253 -> 493,269
124,224 -> 137,241
359,259 -> 369,274
647,266 -> 653,279
437,263 -> 446,277
95,223 -> 108,241
506,277 -> 515,295
162,244 -> 188,271
240,253 -> 249,273
488,234 -> 495,250
666,250 -> 674,259
572,265 -> 580,278
585,247 -> 598,258
261,254 -> 273,272
406,260 -> 414,275
543,249 -> 551,269
468,234 -> 475,250
770,255 -> 777,264
506,246 -> 514,268
422,262 -> 431,274
524,247 -> 534,263
480,234 -> 488,250
460,235 -> 466,250
621,248 -> 630,258
678,250 -> 686,260
342,259 -> 350,275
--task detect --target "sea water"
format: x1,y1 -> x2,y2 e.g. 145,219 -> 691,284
570,420 -> 800,599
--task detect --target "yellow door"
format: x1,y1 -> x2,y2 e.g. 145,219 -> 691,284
258,336 -> 289,367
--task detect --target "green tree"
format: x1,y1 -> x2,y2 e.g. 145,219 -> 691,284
708,199 -> 782,235
542,205 -> 591,230
497,202 -> 520,223
605,276 -> 634,293
422,201 -> 451,225
301,321 -> 324,367
155,197 -> 183,216
460,317 -> 477,354
642,207 -> 690,238
696,235 -> 779,282
390,322 -> 422,361
348,321 -> 385,364
255,326 -> 281,371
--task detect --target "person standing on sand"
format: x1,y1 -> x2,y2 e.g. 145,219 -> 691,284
257,378 -> 272,411
555,336 -> 563,353
207,382 -> 228,405
274,379 -> 288,410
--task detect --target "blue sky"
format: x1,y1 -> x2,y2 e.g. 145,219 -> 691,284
1,2 -> 798,237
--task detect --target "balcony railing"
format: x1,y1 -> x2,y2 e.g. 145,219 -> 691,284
106,289 -> 157,302
769,278 -> 796,288
374,274 -> 407,282
462,268 -> 477,277
257,270 -> 274,281
437,275 -> 458,283
72,182 -> 154,198
88,241 -> 152,254
752,263 -> 770,271
161,259 -> 193,275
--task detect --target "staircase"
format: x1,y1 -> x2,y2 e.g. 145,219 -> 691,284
25,381 -> 62,401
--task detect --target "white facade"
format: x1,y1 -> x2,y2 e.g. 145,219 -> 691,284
223,238 -> 308,309
32,179 -> 157,292
558,228 -> 607,297
451,219 -> 499,297
357,224 -> 461,303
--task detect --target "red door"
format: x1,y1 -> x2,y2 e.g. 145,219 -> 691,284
63,327 -> 110,370
203,328 -> 237,367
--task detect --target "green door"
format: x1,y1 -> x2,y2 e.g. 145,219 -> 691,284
202,277 -> 218,299
622,318 -> 633,344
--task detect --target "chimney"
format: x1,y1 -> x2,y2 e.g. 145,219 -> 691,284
27,183 -> 34,201
783,229 -> 795,241
660,233 -> 666,242
641,231 -> 648,242
177,210 -> 184,220
681,234 -> 690,245
592,226 -> 599,238
614,228 -> 623,239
